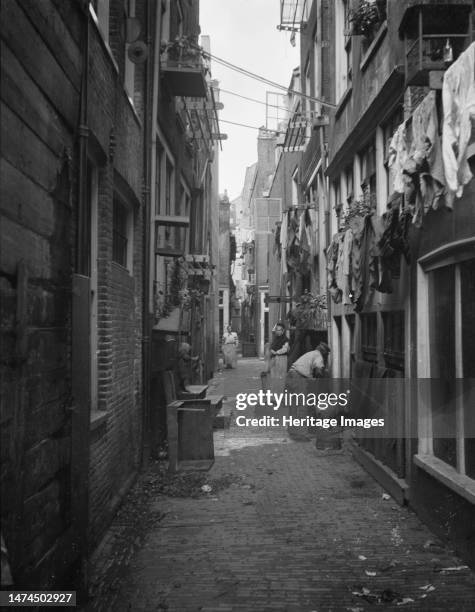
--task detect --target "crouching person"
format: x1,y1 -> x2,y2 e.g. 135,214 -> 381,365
284,342 -> 331,440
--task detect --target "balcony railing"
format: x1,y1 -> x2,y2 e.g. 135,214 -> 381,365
398,1 -> 473,86
406,33 -> 469,85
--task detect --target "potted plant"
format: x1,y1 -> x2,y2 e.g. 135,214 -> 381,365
349,0 -> 386,39
287,292 -> 328,331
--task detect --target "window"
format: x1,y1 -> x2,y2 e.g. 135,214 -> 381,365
344,0 -> 352,87
360,140 -> 377,208
345,164 -> 354,208
155,143 -> 162,216
113,197 -> 131,269
346,314 -> 356,377
360,312 -> 377,363
124,0 -> 136,100
173,181 -> 190,251
382,311 -> 405,373
332,178 -> 342,226
176,0 -> 184,38
161,0 -> 170,43
335,0 -> 351,101
165,157 -> 173,215
334,316 -> 343,377
429,259 -> 475,476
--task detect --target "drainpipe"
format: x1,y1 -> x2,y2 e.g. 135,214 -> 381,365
141,0 -> 152,467
77,2 -> 90,276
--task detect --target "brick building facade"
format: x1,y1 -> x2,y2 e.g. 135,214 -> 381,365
1,0 -> 220,590
275,0 -> 475,567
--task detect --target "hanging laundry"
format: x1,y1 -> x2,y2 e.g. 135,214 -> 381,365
274,222 -> 282,258
280,212 -> 288,276
299,220 -> 311,274
348,214 -> 366,310
298,209 -> 306,242
388,122 -> 409,194
368,214 -> 384,291
327,234 -> 342,303
377,193 -> 412,294
243,240 -> 255,273
410,90 -> 446,213
399,155 -> 425,227
285,210 -> 300,272
442,41 -> 475,202
287,242 -> 301,271
280,211 -> 289,251
335,228 -> 353,305
307,208 -> 318,259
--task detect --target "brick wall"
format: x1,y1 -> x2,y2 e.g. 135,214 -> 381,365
86,3 -> 145,550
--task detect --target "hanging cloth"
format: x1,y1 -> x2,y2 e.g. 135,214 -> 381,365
280,211 -> 289,276
410,90 -> 446,213
307,209 -> 317,258
442,41 -> 475,204
388,122 -> 408,194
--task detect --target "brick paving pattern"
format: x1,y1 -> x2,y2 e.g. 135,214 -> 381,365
85,358 -> 475,612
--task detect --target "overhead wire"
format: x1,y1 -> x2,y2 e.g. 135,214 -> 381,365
213,85 -> 327,122
213,87 -> 290,113
197,45 -> 337,109
219,118 -> 281,132
218,118 -> 311,149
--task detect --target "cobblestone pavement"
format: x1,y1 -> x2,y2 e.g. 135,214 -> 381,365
85,359 -> 475,612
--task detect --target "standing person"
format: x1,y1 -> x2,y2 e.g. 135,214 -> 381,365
177,342 -> 199,391
222,325 -> 238,369
268,322 -> 290,394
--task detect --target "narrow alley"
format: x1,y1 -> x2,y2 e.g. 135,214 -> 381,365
85,359 -> 475,612
2,0 -> 475,607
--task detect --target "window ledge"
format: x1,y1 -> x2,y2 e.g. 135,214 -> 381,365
360,21 -> 388,72
335,86 -> 353,119
414,454 -> 475,505
90,409 -> 108,431
111,260 -> 133,276
124,88 -> 142,128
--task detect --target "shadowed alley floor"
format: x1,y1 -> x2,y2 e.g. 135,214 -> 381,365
85,358 -> 475,612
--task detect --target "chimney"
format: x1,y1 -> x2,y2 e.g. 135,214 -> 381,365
257,127 -> 276,176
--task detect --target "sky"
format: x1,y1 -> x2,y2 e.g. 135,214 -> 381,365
200,0 -> 300,201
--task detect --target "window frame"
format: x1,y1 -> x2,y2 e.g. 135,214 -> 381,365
416,243 -> 475,503
112,193 -> 134,272
359,139 -> 377,208
124,0 -> 136,102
